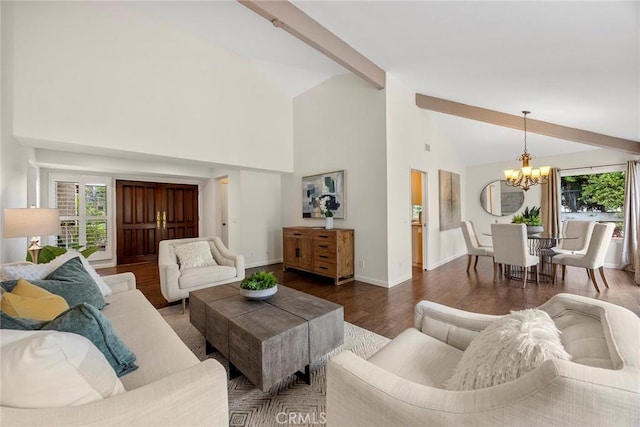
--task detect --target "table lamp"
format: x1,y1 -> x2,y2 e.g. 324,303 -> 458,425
3,208 -> 61,264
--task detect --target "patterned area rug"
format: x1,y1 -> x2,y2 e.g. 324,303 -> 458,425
158,305 -> 390,427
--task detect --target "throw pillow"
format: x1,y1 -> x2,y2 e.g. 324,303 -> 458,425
0,251 -> 111,297
42,303 -> 138,377
0,278 -> 70,321
2,257 -> 106,309
174,241 -> 217,270
0,329 -> 125,408
445,309 -> 571,391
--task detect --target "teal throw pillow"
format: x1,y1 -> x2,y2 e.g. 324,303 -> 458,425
2,257 -> 105,309
42,303 -> 138,377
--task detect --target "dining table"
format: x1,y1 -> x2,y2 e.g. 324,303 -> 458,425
484,231 -> 579,283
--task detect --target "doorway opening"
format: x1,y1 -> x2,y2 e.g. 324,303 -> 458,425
411,170 -> 427,270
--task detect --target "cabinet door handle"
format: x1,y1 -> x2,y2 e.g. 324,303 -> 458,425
319,255 -> 328,259
294,233 -> 301,236
319,266 -> 328,270
156,211 -> 161,229
295,248 -> 300,258
318,235 -> 329,239
319,244 -> 328,249
162,211 -> 167,229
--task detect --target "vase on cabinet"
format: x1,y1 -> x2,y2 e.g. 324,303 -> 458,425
325,217 -> 334,230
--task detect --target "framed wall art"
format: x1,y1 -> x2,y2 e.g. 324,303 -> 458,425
302,170 -> 345,219
439,169 -> 461,231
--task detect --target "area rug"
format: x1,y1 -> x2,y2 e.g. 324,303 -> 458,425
158,305 -> 390,427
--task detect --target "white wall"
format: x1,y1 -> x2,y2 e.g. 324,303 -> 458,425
11,1 -> 293,173
1,1 -> 37,263
385,74 -> 467,281
285,74 -> 389,285
466,148 -> 639,266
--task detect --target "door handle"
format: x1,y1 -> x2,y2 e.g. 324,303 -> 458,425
162,211 -> 167,229
156,211 -> 161,229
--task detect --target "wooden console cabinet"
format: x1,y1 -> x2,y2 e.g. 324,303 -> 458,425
283,227 -> 354,285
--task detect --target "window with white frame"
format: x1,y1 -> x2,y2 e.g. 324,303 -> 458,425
50,174 -> 113,261
560,166 -> 625,238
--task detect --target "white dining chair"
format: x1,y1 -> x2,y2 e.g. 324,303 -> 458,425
461,221 -> 493,272
551,220 -> 595,255
551,222 -> 615,292
490,223 -> 539,288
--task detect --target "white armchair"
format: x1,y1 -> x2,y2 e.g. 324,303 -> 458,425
327,293 -> 640,426
158,237 -> 245,312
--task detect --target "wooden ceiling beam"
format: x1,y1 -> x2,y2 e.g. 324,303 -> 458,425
238,0 -> 385,89
416,93 -> 640,155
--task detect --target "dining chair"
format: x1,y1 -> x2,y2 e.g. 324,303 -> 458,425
551,222 -> 615,292
551,220 -> 595,255
461,221 -> 494,272
490,223 -> 539,288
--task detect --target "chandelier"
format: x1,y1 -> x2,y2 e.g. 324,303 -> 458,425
503,111 -> 550,191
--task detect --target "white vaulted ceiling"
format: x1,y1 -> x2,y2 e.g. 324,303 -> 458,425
125,1 -> 639,165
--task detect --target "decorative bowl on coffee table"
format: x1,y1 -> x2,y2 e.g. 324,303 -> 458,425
240,285 -> 277,300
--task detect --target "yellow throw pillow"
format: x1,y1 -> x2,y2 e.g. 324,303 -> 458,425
1,278 -> 70,321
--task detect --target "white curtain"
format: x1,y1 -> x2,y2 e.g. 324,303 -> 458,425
541,168 -> 561,236
621,160 -> 639,285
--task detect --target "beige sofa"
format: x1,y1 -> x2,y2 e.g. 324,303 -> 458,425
1,272 -> 229,426
159,237 -> 245,311
327,293 -> 640,426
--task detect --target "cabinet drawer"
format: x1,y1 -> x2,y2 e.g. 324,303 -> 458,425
284,228 -> 311,238
314,249 -> 335,263
313,231 -> 336,243
314,261 -> 337,276
314,240 -> 336,252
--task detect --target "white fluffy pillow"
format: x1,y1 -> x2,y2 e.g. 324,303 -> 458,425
445,309 -> 571,391
1,250 -> 111,297
174,241 -> 217,270
0,329 -> 125,408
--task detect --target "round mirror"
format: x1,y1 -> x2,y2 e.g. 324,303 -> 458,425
480,180 -> 525,217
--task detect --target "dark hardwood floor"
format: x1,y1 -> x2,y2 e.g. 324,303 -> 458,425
98,257 -> 640,339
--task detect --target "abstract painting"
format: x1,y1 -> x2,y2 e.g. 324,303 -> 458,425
439,169 -> 461,231
302,170 -> 345,218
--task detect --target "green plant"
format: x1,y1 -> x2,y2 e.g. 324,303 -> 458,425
26,245 -> 99,264
240,271 -> 278,290
512,206 -> 542,226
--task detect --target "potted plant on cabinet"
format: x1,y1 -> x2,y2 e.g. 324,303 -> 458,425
239,270 -> 278,300
511,206 -> 544,235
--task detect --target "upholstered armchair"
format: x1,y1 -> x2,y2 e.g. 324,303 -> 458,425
158,237 -> 245,312
327,293 -> 640,426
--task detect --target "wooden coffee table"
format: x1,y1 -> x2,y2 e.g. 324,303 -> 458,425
189,283 -> 344,391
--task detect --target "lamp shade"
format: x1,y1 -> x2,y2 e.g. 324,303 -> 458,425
3,208 -> 61,238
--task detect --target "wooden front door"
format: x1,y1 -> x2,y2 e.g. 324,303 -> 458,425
116,180 -> 198,264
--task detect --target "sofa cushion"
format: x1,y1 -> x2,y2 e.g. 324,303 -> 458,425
445,309 -> 571,391
103,289 -> 199,390
178,265 -> 237,290
1,258 -> 106,309
368,328 -> 463,388
0,278 -> 69,321
174,241 -> 217,270
42,303 -> 138,377
552,309 -> 613,369
0,329 -> 125,408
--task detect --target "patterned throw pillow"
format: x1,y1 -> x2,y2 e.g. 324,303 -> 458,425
445,309 -> 571,391
174,241 -> 217,270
